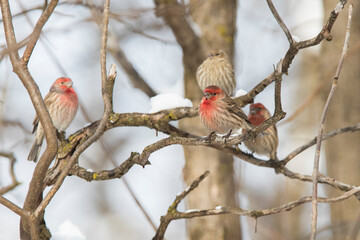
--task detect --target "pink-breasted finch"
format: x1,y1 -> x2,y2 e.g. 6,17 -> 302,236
199,85 -> 253,139
243,103 -> 278,160
27,77 -> 78,162
196,49 -> 236,96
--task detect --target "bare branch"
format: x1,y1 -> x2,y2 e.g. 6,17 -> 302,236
68,152 -> 141,182
0,195 -> 29,218
282,167 -> 356,194
0,152 -> 21,195
310,4 -> 352,239
153,172 -> 360,240
266,0 -> 293,44
235,1 -> 349,108
153,171 -> 210,240
154,0 -> 204,74
282,123 -> 360,165
35,0 -> 115,214
1,0 -> 59,229
108,44 -> 157,97
86,0 -> 157,98
21,0 -> 59,64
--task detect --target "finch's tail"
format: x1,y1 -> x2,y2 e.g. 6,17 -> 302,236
27,139 -> 43,162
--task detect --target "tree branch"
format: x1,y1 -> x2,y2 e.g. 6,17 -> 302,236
235,0 -> 349,107
68,152 -> 141,182
266,0 -> 293,44
0,152 -> 20,195
21,0 -> 58,64
0,195 -> 29,218
153,171 -> 360,240
310,5 -> 352,239
35,0 -> 114,218
153,170 -> 210,240
282,123 -> 360,165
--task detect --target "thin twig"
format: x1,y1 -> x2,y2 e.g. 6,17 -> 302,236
21,0 -> 59,64
266,0 -> 293,44
86,0 -> 157,97
0,152 -> 21,195
153,171 -> 210,240
1,0 -> 59,231
282,123 -> 360,165
98,141 -> 158,231
0,195 -> 29,218
153,174 -> 360,240
280,38 -> 360,125
310,4 -> 352,240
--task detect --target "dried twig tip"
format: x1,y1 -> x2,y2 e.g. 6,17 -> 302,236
108,64 -> 117,78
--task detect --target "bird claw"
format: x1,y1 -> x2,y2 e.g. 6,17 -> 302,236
222,130 -> 232,144
57,131 -> 66,141
205,132 -> 216,143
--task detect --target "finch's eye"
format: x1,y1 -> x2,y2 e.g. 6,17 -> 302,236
213,93 -> 217,96
215,53 -> 220,56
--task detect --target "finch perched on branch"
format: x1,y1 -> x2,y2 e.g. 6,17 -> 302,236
196,49 -> 236,96
244,103 -> 278,160
27,77 -> 79,162
199,85 -> 253,139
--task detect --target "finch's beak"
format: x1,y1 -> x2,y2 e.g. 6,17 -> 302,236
65,81 -> 73,88
203,91 -> 211,99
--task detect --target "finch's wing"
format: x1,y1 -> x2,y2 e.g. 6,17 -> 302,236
225,97 -> 252,125
273,124 -> 278,137
31,92 -> 54,134
32,115 -> 39,134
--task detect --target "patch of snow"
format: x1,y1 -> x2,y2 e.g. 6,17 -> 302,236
184,209 -> 200,213
149,93 -> 192,113
52,220 -> 86,240
234,89 -> 247,98
292,35 -> 301,42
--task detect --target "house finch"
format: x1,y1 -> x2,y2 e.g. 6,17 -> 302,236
244,103 -> 278,160
196,49 -> 236,96
27,77 -> 79,162
199,85 -> 253,139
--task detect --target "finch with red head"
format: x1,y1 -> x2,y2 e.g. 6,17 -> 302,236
244,103 -> 278,160
28,77 -> 78,162
196,49 -> 236,96
199,85 -> 253,139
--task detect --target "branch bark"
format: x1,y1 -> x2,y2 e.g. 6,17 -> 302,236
310,4 -> 353,239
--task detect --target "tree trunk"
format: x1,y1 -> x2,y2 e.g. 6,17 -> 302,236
321,2 -> 360,239
181,1 -> 242,239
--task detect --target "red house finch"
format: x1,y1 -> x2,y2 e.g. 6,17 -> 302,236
244,103 -> 278,160
196,49 -> 236,96
199,85 -> 253,138
27,77 -> 79,162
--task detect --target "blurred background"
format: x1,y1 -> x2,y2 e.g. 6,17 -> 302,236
1,0 -> 359,239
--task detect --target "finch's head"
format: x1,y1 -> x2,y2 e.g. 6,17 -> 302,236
208,49 -> 227,59
249,103 -> 271,125
202,85 -> 226,102
51,77 -> 74,92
